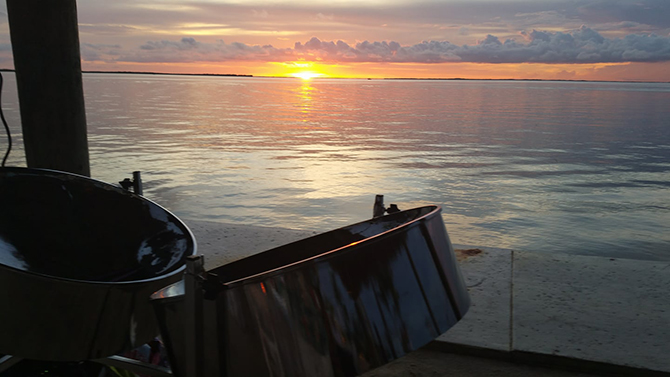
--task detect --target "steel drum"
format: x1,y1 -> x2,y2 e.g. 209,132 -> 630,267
0,167 -> 196,361
152,205 -> 469,377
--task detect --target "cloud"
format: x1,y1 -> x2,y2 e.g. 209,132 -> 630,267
315,13 -> 334,21
108,26 -> 670,65
251,9 -> 269,18
118,38 -> 293,63
575,0 -> 670,29
140,37 -> 199,51
80,43 -> 122,61
507,26 -> 670,63
79,23 -> 140,36
63,0 -> 670,63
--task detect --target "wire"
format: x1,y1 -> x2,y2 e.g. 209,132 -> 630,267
0,71 -> 12,167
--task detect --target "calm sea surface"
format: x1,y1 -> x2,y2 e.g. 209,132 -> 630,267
3,73 -> 670,260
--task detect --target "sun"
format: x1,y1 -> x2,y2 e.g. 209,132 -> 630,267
291,71 -> 324,80
280,61 -> 331,79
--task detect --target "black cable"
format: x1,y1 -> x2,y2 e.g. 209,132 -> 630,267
0,71 -> 12,167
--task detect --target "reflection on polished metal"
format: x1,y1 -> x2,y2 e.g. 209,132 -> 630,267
94,355 -> 173,377
0,167 -> 196,361
0,355 -> 23,373
152,205 -> 470,377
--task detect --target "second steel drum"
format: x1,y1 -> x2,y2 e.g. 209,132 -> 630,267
152,205 -> 469,377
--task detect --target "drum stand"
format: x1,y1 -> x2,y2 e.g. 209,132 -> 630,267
0,352 -> 172,377
0,257 -> 211,377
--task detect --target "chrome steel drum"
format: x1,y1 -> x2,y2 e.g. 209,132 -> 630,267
0,167 -> 196,361
152,205 -> 469,377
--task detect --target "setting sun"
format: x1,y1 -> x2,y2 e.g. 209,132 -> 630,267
279,61 -> 333,79
291,71 -> 323,80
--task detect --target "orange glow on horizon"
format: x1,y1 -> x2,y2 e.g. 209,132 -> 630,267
80,60 -> 670,83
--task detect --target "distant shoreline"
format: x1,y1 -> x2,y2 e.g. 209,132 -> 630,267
0,68 -> 667,84
0,68 -> 253,78
86,70 -> 253,78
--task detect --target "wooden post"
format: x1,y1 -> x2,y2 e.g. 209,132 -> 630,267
6,0 -> 90,176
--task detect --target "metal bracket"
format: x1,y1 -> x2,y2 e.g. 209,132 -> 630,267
373,194 -> 385,217
94,355 -> 173,377
0,355 -> 172,376
373,194 -> 401,217
119,171 -> 143,195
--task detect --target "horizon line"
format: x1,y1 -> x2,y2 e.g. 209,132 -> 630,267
0,68 -> 668,84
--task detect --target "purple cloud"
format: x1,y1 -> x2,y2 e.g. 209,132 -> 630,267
119,39 -> 292,63
110,27 -> 670,65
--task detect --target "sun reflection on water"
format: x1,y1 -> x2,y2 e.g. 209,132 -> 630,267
298,81 -> 314,118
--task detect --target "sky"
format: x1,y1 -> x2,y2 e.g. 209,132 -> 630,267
1,0 -> 670,81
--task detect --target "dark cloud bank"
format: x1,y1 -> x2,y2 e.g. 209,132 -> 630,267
117,26 -> 670,64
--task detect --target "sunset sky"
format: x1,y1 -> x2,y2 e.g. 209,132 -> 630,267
1,0 -> 669,81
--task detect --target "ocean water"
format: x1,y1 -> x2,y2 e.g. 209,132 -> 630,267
2,73 -> 669,261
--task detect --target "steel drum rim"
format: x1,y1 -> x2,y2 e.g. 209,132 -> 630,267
0,166 -> 197,285
223,205 -> 441,288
